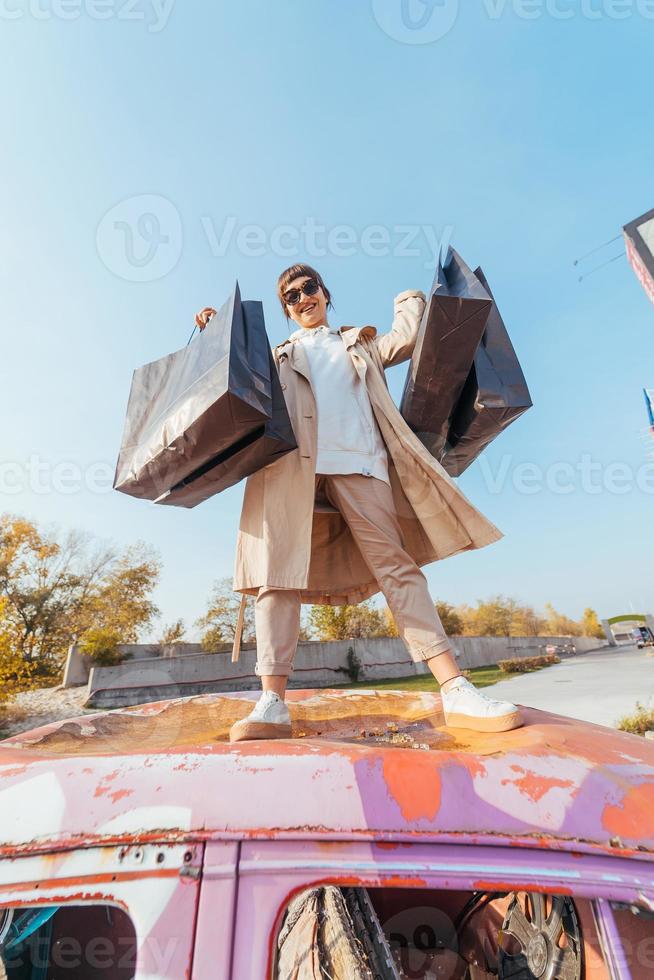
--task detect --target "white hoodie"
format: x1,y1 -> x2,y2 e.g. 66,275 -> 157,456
288,324 -> 390,485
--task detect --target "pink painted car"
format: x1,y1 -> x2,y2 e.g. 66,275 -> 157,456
0,688 -> 653,979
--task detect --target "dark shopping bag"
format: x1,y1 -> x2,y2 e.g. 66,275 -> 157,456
156,299 -> 297,508
399,247 -> 492,460
440,267 -> 532,476
114,283 -> 293,502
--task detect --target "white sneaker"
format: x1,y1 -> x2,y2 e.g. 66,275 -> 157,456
441,676 -> 523,732
229,691 -> 292,743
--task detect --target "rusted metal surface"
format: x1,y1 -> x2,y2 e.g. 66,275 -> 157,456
1,689 -> 653,858
0,842 -> 202,978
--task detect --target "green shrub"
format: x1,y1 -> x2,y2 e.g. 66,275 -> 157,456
617,702 -> 654,736
497,654 -> 560,673
79,628 -> 126,667
345,646 -> 363,683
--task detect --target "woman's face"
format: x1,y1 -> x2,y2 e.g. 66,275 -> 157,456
285,275 -> 329,330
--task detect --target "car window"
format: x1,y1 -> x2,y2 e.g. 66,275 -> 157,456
0,903 -> 136,979
610,901 -> 654,980
275,885 -> 615,980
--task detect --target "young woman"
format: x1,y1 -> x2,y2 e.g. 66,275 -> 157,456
196,265 -> 522,742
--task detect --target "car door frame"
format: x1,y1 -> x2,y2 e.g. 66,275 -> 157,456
228,839 -> 654,980
0,841 -> 205,979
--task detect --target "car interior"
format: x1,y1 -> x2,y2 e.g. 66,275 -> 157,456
1,885 -> 651,979
0,904 -> 136,980
276,885 -> 654,980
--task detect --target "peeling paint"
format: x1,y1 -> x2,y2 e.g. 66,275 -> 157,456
603,782 -> 654,837
382,750 -> 441,822
502,766 -> 576,802
0,690 -> 653,857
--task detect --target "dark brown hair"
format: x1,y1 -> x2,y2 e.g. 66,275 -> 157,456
277,263 -> 333,319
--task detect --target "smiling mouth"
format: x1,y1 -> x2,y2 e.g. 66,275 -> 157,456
300,302 -> 317,315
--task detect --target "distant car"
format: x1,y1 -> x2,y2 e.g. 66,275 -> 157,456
545,641 -> 577,656
632,626 -> 654,649
0,688 -> 653,978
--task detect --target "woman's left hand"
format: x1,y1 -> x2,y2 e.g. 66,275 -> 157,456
195,307 -> 217,331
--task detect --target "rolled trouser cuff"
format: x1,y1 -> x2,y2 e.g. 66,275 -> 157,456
254,587 -> 301,677
407,635 -> 454,664
254,661 -> 294,677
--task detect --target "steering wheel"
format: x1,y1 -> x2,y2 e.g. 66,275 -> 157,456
498,892 -> 582,980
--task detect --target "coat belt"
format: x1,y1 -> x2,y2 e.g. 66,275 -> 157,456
231,593 -> 247,662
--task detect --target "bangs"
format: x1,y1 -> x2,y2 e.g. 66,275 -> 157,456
277,264 -> 320,296
276,263 -> 333,317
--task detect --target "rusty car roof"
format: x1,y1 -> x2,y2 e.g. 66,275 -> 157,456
1,689 -> 653,858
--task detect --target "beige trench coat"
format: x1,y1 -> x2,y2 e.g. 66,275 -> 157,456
233,290 -> 503,606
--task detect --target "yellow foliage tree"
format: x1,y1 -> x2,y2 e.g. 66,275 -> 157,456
435,601 -> 464,636
0,599 -> 36,703
196,578 -> 255,650
0,514 -> 161,668
543,603 -> 583,637
382,607 -> 399,637
309,601 -> 388,641
581,607 -> 605,639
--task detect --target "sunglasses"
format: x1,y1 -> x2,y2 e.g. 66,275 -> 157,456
283,277 -> 321,307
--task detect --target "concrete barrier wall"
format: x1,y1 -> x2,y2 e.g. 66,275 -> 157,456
85,634 -> 610,709
62,640 -> 233,687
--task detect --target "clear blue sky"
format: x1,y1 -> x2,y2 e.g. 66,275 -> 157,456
1,1 -> 653,639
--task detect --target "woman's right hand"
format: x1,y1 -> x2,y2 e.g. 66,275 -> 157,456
195,307 -> 217,331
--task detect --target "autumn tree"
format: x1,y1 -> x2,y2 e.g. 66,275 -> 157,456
197,578 -> 255,650
158,620 -> 186,645
581,608 -> 605,639
435,601 -> 464,636
298,614 -> 313,642
463,595 -> 518,637
0,515 -> 114,660
543,603 -> 582,637
309,600 -> 389,641
382,607 -> 399,637
0,599 -> 36,703
509,604 -> 546,636
310,601 -> 462,641
0,515 -> 161,665
455,596 -> 550,637
76,543 -> 161,642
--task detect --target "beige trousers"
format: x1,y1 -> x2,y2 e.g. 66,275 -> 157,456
254,473 -> 453,677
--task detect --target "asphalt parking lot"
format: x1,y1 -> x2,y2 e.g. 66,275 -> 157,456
488,644 -> 654,728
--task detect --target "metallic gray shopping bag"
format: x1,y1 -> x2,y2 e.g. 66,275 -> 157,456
400,249 -> 532,475
156,300 -> 297,508
114,283 -> 294,502
441,266 -> 532,476
399,247 -> 493,460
